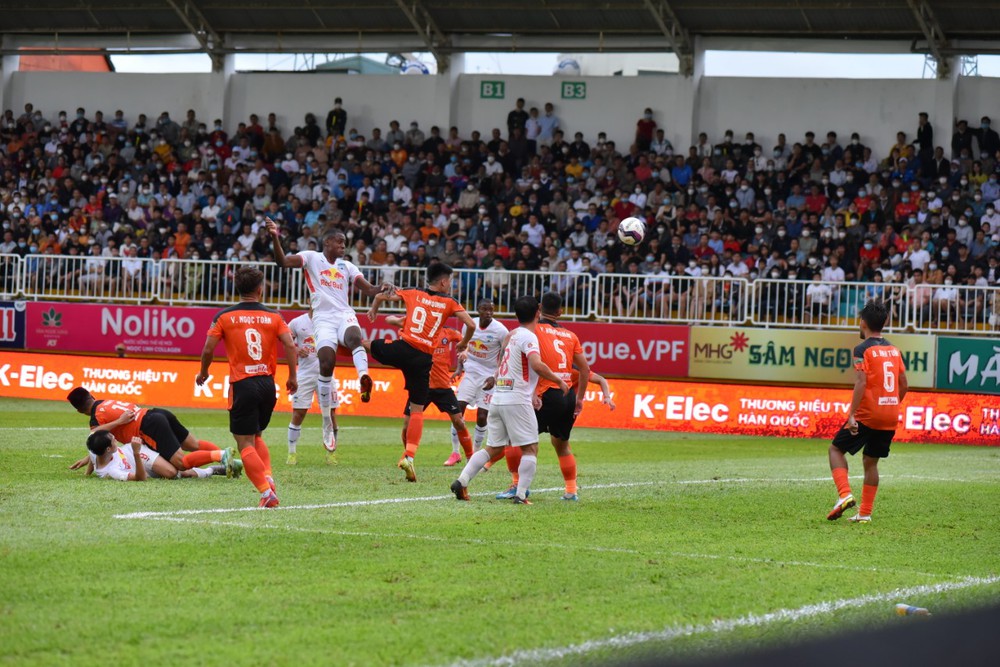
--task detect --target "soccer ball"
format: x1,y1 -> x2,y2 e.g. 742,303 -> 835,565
617,217 -> 646,246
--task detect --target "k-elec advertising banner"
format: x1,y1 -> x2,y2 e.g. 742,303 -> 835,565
20,301 -> 690,378
688,326 -> 936,388
935,337 -> 1000,395
1,352 -> 996,446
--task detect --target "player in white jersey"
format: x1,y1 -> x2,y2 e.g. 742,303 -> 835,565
268,219 -> 388,450
451,296 -> 569,504
83,431 -> 221,481
286,311 -> 341,465
447,299 -> 508,466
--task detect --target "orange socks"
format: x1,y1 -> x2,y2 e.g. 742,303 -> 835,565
254,436 -> 272,477
198,440 -> 220,452
559,453 -> 577,494
859,484 -> 878,516
404,413 -> 424,459
832,467 -> 852,499
456,427 -> 474,458
182,450 -> 221,469
239,445 -> 270,493
505,446 -> 522,485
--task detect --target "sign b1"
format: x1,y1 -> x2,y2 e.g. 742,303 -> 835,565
479,81 -> 505,99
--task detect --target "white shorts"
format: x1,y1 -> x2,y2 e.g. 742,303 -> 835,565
137,444 -> 160,472
312,311 -> 360,350
456,371 -> 494,409
291,372 -> 341,410
487,403 -> 539,448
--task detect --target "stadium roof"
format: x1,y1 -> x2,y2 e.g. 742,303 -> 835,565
3,1 -> 999,75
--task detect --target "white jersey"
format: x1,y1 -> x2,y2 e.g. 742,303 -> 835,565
491,327 -> 541,407
463,318 -> 508,378
89,444 -> 158,481
299,250 -> 363,316
288,313 -> 319,376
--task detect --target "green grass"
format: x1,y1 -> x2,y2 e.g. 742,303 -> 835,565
0,396 -> 998,667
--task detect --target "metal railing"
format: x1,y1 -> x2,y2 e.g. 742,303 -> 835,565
6,254 -> 1000,335
0,254 -> 22,299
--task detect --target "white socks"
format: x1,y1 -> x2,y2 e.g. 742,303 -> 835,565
458,448 -> 492,486
516,455 -> 537,500
352,347 -> 369,378
287,424 -> 301,454
450,426 -> 461,454
474,425 -> 487,449
318,376 -> 333,411
194,467 -> 214,479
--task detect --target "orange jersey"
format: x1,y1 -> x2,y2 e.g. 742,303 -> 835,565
429,328 -> 463,389
397,288 -> 465,354
90,399 -> 150,447
207,302 -> 290,382
853,336 -> 905,431
535,319 -> 583,394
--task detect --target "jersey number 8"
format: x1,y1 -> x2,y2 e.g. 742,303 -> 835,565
246,328 -> 263,361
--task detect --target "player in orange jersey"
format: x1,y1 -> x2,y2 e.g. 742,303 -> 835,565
496,292 -> 590,501
384,316 -> 477,462
66,388 -> 238,477
197,266 -> 298,508
827,299 -> 908,523
364,263 -> 475,482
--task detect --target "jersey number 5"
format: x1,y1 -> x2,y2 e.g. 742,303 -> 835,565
882,361 -> 895,393
246,328 -> 263,361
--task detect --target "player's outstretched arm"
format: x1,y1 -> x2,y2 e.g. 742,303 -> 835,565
196,335 -> 221,386
456,309 -> 476,351
529,354 -> 570,395
266,218 -> 303,268
589,371 -> 616,411
384,315 -> 404,329
355,273 -> 392,298
366,292 -> 401,321
279,330 -> 298,395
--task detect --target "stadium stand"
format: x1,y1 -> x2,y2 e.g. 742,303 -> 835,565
1,100 -> 998,333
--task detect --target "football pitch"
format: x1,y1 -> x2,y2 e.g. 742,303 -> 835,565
1,397 -> 998,666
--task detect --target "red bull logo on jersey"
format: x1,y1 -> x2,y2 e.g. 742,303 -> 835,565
319,267 -> 345,288
468,338 -> 494,359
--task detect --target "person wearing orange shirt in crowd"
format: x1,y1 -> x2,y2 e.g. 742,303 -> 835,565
66,387 -> 237,476
826,299 -> 908,524
496,292 -> 589,501
197,266 -> 298,508
384,316 -> 476,464
174,221 -> 191,258
365,263 -> 476,482
893,190 -> 918,223
805,184 -> 828,215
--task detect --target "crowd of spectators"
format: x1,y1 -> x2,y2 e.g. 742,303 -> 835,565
1,97 -> 999,322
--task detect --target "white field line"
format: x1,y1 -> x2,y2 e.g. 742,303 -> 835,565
145,515 -> 957,581
435,575 -> 1000,667
112,473 -> 982,520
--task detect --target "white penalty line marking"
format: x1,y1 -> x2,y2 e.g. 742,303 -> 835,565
144,514 -> 956,581
112,474 -> 981,520
436,575 -> 1000,667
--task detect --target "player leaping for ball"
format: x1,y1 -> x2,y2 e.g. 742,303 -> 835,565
827,299 -> 908,523
497,292 -> 589,501
268,218 -> 388,452
364,263 -> 476,482
447,299 -> 508,466
450,295 -> 570,505
286,309 -> 341,465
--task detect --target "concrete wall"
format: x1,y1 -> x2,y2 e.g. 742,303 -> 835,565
695,77 -> 956,157
7,72 -> 225,125
4,70 -> 997,158
452,73 -> 695,152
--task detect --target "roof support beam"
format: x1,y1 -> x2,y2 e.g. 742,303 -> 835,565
906,0 -> 950,78
164,0 -> 224,70
643,0 -> 694,76
393,0 -> 450,72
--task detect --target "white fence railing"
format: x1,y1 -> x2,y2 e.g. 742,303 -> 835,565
5,254 -> 1000,335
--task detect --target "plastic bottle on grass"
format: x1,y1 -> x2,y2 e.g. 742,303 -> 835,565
895,603 -> 930,616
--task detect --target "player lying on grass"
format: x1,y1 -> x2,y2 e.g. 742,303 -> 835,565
78,431 -> 226,481
383,315 -> 476,464
66,388 -> 241,477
